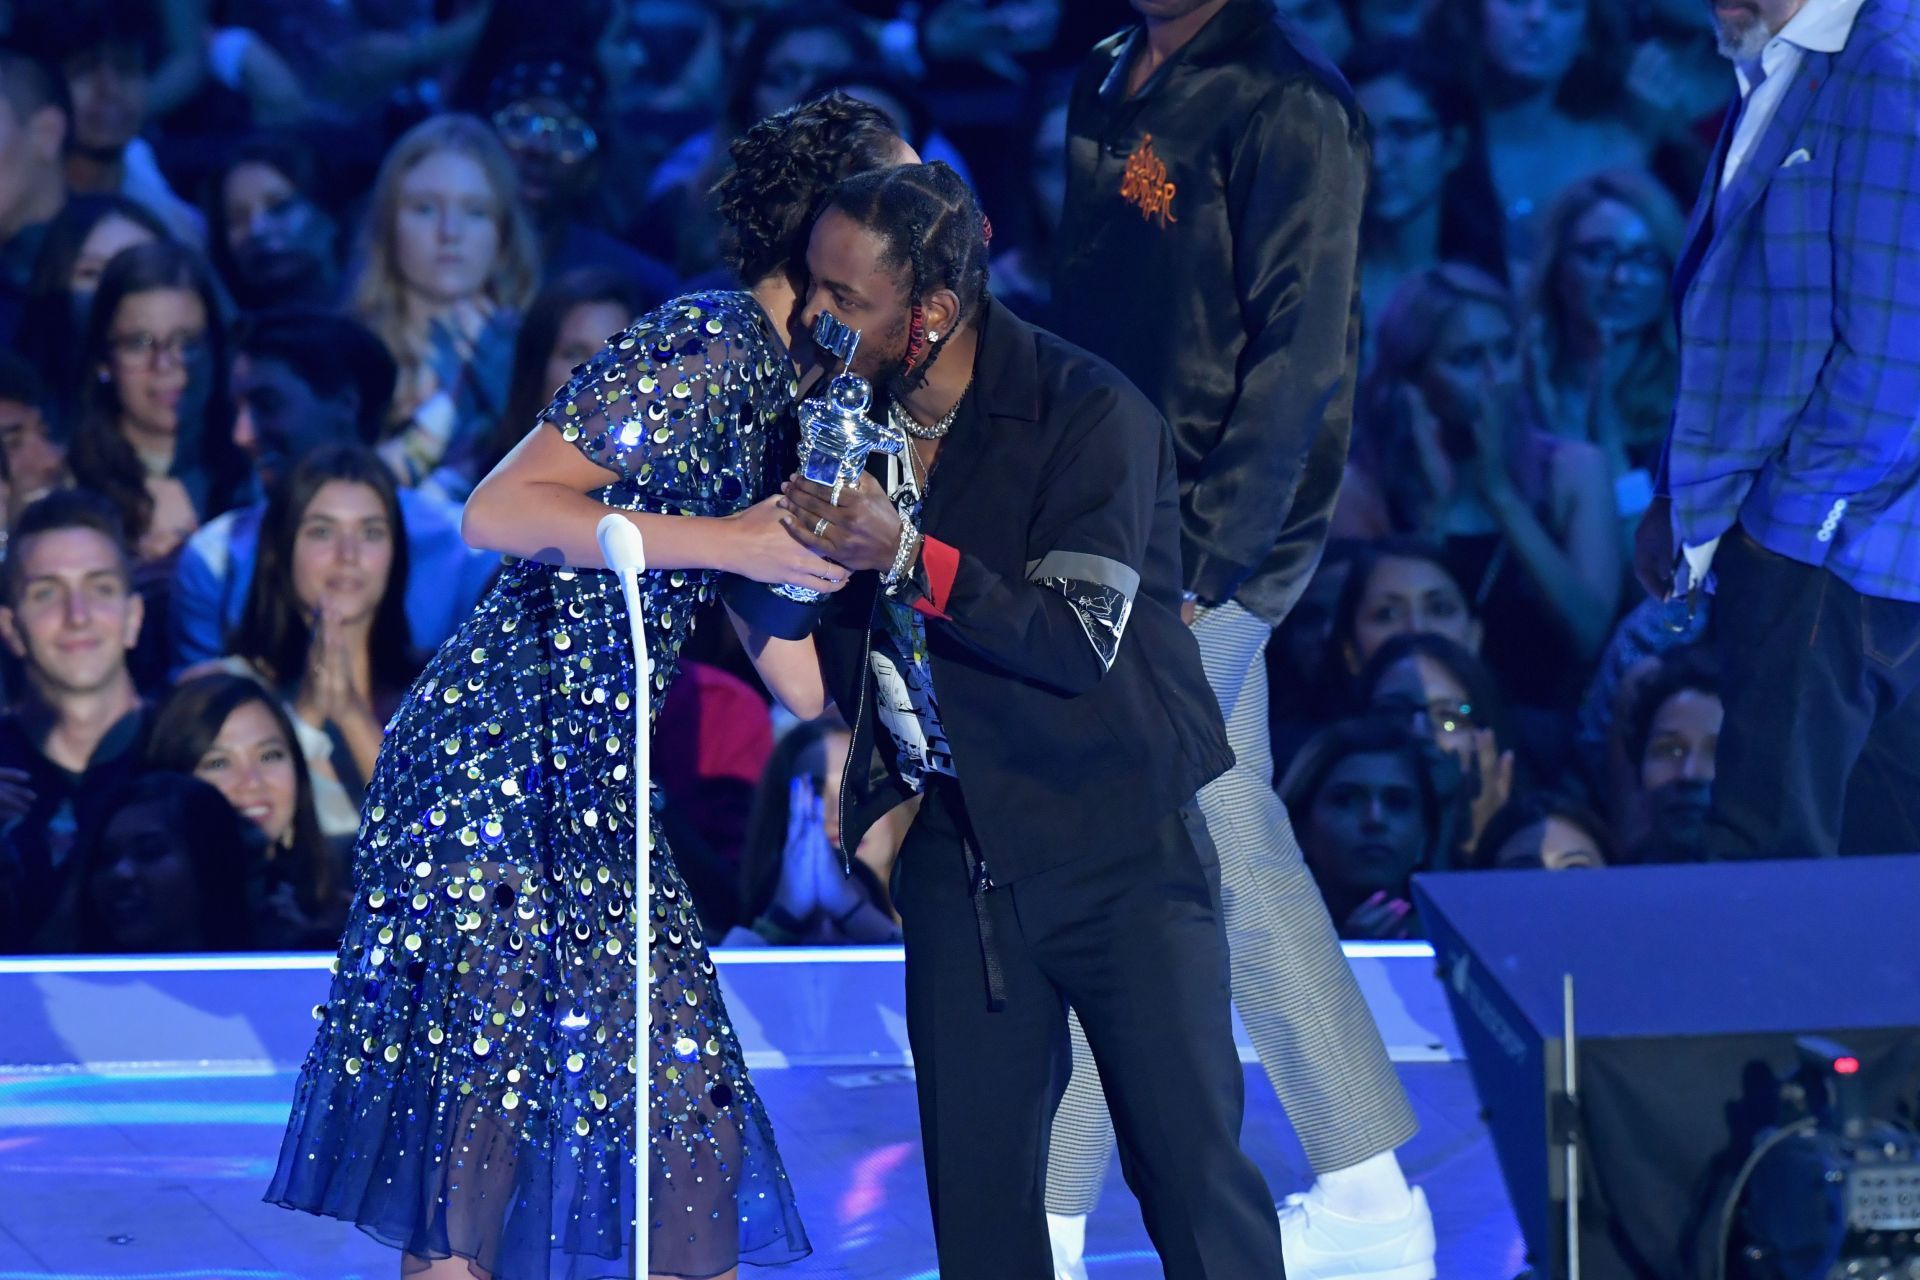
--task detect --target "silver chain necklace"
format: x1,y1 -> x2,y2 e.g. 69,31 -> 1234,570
888,378 -> 973,440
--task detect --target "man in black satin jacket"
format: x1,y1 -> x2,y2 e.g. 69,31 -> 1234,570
1055,0 -> 1364,623
1047,1 -> 1439,1276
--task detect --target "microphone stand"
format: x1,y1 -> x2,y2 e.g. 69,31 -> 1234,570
597,513 -> 651,1280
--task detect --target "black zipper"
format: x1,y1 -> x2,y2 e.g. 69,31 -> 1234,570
969,842 -> 994,894
835,587 -> 878,876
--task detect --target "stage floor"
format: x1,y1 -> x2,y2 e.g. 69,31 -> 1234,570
0,949 -> 1527,1278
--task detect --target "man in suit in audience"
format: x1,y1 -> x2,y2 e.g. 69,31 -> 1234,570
1636,0 -> 1920,856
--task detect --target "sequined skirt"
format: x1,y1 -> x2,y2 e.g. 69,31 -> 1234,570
266,564 -> 810,1279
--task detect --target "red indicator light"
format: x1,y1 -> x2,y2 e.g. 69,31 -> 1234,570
1834,1056 -> 1861,1076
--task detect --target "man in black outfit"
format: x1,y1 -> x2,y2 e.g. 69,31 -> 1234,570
0,489 -> 152,952
777,162 -> 1286,1278
1047,0 -> 1434,1273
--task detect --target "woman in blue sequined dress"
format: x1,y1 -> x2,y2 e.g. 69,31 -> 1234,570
268,97 -> 915,1280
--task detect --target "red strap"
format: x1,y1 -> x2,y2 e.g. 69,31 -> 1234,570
913,535 -> 960,620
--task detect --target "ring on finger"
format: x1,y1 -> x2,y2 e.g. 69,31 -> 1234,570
812,517 -> 830,537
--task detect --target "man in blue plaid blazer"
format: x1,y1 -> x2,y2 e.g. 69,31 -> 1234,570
1636,0 -> 1920,857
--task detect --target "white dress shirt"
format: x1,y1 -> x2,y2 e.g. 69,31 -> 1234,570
1721,0 -> 1870,191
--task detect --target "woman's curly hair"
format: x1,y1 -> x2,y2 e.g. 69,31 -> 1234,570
713,91 -> 902,285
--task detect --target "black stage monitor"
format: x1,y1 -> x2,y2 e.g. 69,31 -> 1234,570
1415,857 -> 1920,1280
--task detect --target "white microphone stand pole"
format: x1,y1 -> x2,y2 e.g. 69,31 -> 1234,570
596,513 -> 651,1280
1563,972 -> 1581,1280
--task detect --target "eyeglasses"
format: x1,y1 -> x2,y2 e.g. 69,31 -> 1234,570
108,330 -> 207,368
492,102 -> 599,163
1375,695 -> 1479,735
1567,240 -> 1668,278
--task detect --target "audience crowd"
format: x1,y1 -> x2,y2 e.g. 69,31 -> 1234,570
0,0 -> 1737,954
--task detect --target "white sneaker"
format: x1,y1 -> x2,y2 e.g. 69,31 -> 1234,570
1278,1185 -> 1437,1280
1047,1211 -> 1089,1280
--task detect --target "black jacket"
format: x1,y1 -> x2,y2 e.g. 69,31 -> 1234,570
1052,0 -> 1368,624
817,299 -> 1232,882
0,704 -> 152,952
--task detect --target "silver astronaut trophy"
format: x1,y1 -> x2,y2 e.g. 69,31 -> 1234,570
773,312 -> 907,605
796,313 -> 905,501
718,312 -> 906,639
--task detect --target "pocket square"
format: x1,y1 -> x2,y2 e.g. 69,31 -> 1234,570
1782,147 -> 1814,168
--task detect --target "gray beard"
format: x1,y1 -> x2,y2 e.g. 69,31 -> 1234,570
1714,13 -> 1773,59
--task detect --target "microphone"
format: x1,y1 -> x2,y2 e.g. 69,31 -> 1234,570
596,513 -> 648,578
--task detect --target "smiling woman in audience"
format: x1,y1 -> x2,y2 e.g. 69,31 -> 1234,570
147,671 -> 344,946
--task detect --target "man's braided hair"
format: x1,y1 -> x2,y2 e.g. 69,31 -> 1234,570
824,161 -> 990,388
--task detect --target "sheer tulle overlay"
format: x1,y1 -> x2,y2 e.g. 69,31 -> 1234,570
267,295 -> 809,1279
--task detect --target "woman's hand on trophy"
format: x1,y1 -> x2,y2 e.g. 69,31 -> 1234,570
779,473 -> 903,574
726,496 -> 850,589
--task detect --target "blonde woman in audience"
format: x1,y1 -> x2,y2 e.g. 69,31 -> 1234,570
351,114 -> 537,498
1350,263 -> 1621,708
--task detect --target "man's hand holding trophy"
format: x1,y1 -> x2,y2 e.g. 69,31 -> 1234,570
720,312 -> 906,637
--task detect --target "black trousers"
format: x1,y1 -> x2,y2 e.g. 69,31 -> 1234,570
1707,527 -> 1920,858
895,776 -> 1285,1279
